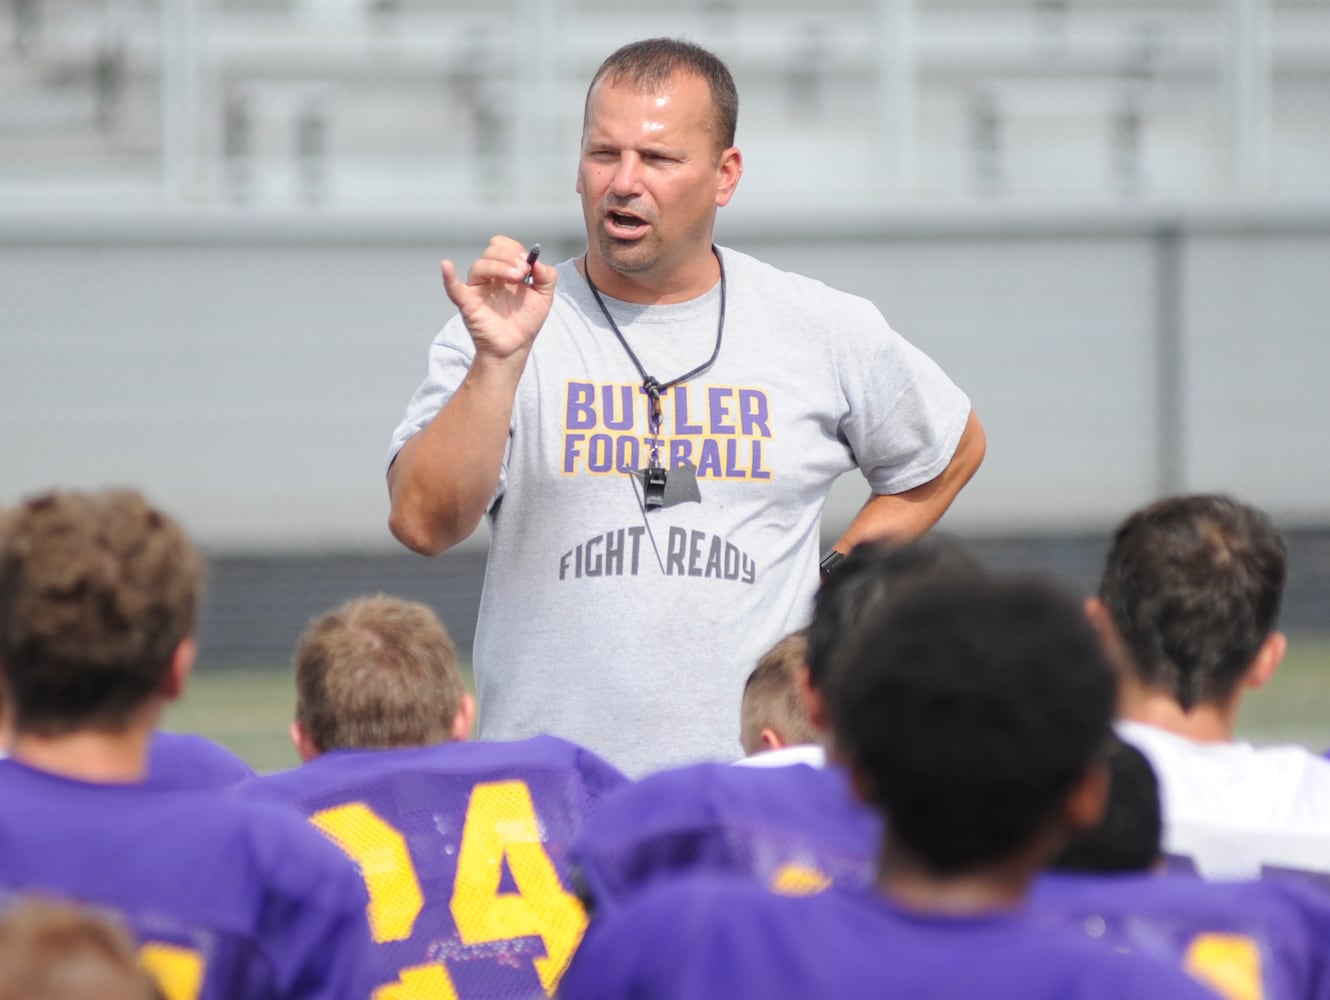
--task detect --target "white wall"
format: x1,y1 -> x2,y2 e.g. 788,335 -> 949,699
3,204 -> 1329,551
1185,233 -> 1330,513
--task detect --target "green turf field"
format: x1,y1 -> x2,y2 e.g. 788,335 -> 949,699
1234,637 -> 1330,751
162,668 -> 301,773
162,663 -> 477,773
164,640 -> 1330,774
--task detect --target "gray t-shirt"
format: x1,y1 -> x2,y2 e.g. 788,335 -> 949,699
390,247 -> 971,776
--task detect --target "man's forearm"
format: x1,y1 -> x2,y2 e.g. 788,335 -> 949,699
830,410 -> 986,555
387,355 -> 526,556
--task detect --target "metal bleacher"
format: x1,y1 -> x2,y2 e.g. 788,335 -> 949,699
1,0 -> 1328,208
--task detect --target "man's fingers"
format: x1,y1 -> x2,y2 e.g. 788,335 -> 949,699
484,237 -> 535,281
440,259 -> 469,307
443,240 -> 554,314
467,251 -> 538,286
529,259 -> 558,294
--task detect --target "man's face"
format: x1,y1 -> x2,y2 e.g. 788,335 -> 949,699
577,71 -> 741,300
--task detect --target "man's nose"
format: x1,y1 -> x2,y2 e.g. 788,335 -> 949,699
610,154 -> 643,197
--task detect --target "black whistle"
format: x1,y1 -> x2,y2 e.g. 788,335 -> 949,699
644,467 -> 668,509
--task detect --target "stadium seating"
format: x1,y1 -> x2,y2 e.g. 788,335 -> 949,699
3,0 -> 1328,206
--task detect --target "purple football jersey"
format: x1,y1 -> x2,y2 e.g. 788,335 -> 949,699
570,760 -> 881,914
0,758 -> 378,1000
148,731 -> 255,791
236,735 -> 628,1000
560,875 -> 1223,1000
1032,871 -> 1330,1000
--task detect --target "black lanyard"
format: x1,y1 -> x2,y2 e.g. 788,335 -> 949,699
583,248 -> 726,480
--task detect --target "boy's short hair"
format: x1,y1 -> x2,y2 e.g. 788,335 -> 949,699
0,896 -> 161,1000
1051,736 -> 1163,875
0,489 -> 201,736
1098,494 -> 1286,710
740,630 -> 818,754
294,594 -> 466,753
833,576 -> 1117,875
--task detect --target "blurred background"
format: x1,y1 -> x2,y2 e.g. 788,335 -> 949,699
3,0 -> 1330,765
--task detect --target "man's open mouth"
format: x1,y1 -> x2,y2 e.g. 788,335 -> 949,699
607,211 -> 646,231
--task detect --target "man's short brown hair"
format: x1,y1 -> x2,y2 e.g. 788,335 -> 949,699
585,37 -> 740,158
740,629 -> 818,754
294,594 -> 466,753
0,489 -> 201,736
1098,494 -> 1286,710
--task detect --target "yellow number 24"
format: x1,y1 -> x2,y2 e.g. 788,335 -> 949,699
312,779 -> 588,999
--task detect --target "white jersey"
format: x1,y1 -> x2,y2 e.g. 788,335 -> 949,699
734,744 -> 828,769
1117,719 -> 1330,879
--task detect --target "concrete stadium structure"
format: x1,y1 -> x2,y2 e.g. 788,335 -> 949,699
3,0 -> 1329,555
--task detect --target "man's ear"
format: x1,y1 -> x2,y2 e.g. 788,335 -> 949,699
1246,631 -> 1287,691
159,638 -> 197,702
1083,597 -> 1116,647
714,146 -> 743,207
759,727 -> 784,752
290,720 -> 322,764
1083,597 -> 1137,681
1062,759 -> 1110,839
451,693 -> 477,742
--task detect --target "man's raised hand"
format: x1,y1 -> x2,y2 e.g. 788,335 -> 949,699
440,236 -> 557,362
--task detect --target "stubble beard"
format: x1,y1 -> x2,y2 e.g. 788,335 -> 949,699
594,227 -> 658,277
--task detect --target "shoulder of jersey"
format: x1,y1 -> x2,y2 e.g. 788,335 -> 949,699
235,735 -> 627,803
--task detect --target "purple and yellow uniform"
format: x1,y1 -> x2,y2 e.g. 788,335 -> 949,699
0,758 -> 378,1000
148,731 -> 255,790
1032,871 -> 1330,1000
559,873 -> 1223,1000
570,760 -> 880,913
237,735 -> 628,999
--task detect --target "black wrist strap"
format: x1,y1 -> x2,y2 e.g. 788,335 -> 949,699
819,549 -> 846,582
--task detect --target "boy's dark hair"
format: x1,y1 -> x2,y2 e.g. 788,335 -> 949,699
585,37 -> 739,157
806,537 -> 985,708
833,576 -> 1116,875
0,489 -> 201,736
1051,736 -> 1163,874
1098,494 -> 1286,711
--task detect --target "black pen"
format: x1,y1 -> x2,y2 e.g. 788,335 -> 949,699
524,244 -> 541,285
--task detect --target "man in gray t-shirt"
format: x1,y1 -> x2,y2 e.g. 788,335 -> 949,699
387,39 -> 986,776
